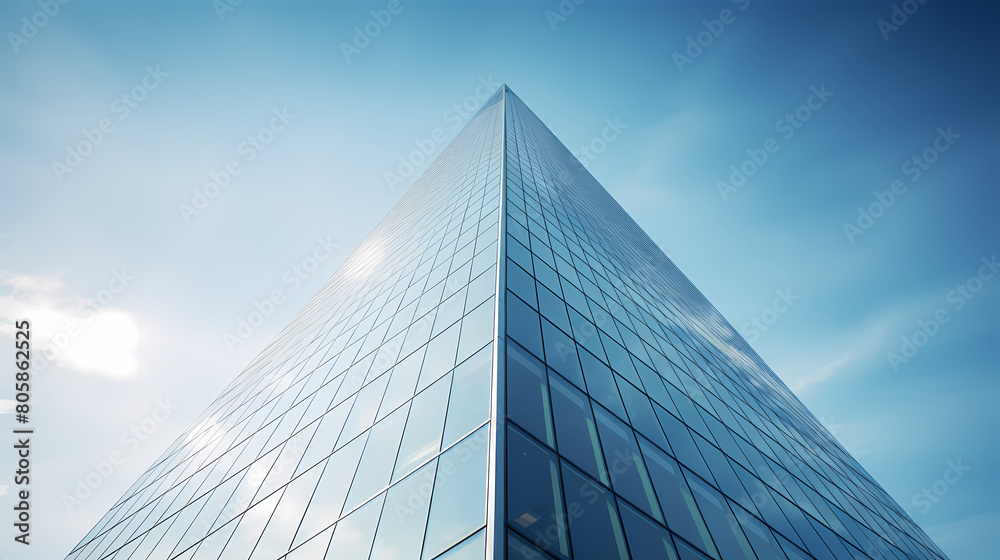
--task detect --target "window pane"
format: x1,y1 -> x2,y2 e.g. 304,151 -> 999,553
442,343 -> 492,448
506,425 -> 570,559
693,436 -> 754,515
466,267 -> 496,313
422,425 -> 490,559
286,526 -> 333,560
379,346 -> 426,421
325,492 -> 385,560
418,321 -> 461,392
508,529 -> 557,560
618,500 -> 679,560
247,462 -> 325,558
599,332 -> 640,387
560,463 -> 629,560
730,462 -> 804,550
616,378 -> 669,451
433,528 -> 485,560
508,261 -> 537,308
343,405 -> 409,512
676,538 -> 716,560
639,440 -> 719,560
457,297 -> 494,365
777,532 -> 813,560
507,341 -> 555,447
655,406 -> 712,482
634,360 -> 672,412
592,406 -> 663,524
578,349 -> 626,419
548,374 -> 608,485
537,284 -> 571,335
773,489 -> 836,560
292,434 -> 366,549
394,374 -> 451,482
567,308 -> 603,360
339,372 -> 391,445
732,503 -> 790,560
433,286 -> 468,339
507,292 -> 544,358
687,474 -> 757,560
371,460 -> 438,560
541,318 -> 585,390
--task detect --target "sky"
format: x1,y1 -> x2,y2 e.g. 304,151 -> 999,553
0,1 -> 996,559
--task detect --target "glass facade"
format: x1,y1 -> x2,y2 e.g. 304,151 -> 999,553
66,86 -> 948,560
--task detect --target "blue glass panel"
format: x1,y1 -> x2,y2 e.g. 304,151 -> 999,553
618,500 -> 680,560
508,260 -> 537,308
507,425 -> 570,560
422,426 -> 490,559
592,406 -> 663,524
508,529 -> 557,560
655,407 -> 713,482
433,528 -> 485,560
549,373 -> 609,485
639,440 -> 719,559
507,340 -> 555,447
508,291 -> 544,359
567,307 -> 604,360
537,284 -> 571,334
560,462 -> 629,560
615,377 -> 670,451
541,318 -> 585,389
578,349 -> 626,420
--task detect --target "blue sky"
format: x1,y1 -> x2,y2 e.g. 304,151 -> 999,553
0,1 -> 996,558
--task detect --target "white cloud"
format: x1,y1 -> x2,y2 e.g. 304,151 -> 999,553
0,400 -> 13,414
768,294 -> 935,395
0,271 -> 138,379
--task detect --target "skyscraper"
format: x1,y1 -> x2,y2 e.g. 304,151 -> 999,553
66,86 -> 948,560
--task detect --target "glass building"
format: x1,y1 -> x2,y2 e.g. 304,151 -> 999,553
66,86 -> 948,560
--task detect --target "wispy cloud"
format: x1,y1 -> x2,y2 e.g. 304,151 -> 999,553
0,271 -> 137,379
770,292 -> 939,394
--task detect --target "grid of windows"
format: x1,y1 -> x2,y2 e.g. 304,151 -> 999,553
67,85 -> 948,560
499,87 -> 947,560
66,90 -> 505,560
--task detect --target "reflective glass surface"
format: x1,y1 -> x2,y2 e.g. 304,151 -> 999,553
68,88 -> 503,560
68,85 -> 946,560
499,87 -> 946,560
